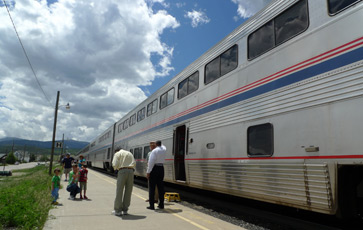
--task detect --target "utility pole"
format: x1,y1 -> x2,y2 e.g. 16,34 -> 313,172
49,91 -> 60,175
23,144 -> 26,162
11,139 -> 14,153
62,133 -> 64,156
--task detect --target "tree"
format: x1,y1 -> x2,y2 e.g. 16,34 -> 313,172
29,154 -> 36,162
39,155 -> 49,162
6,152 -> 18,164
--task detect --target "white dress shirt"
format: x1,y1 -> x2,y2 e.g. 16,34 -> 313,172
147,145 -> 166,173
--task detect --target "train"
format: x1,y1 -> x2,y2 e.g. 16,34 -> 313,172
77,0 -> 363,218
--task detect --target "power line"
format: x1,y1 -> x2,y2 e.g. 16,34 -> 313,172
2,0 -> 52,106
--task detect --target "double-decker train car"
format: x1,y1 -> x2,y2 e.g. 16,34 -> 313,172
77,0 -> 363,217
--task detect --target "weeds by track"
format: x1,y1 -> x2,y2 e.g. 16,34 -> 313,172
0,165 -> 54,230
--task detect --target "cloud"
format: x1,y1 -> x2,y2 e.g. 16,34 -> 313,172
231,0 -> 272,19
0,0 -> 179,142
184,9 -> 210,28
176,2 -> 186,8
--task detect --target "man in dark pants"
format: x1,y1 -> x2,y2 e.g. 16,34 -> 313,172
62,153 -> 74,181
146,140 -> 166,210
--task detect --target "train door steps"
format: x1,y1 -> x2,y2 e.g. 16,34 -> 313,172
164,192 -> 181,202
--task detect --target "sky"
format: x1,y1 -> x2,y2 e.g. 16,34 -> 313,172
0,0 -> 271,142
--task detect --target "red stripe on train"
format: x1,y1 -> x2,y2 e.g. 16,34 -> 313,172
164,154 -> 363,161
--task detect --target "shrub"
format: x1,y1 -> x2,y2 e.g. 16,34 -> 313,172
5,152 -> 17,164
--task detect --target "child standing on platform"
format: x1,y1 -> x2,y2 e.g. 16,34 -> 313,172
79,164 -> 88,199
78,155 -> 86,169
51,168 -> 61,205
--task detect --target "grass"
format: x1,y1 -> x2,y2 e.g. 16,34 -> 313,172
0,165 -> 55,230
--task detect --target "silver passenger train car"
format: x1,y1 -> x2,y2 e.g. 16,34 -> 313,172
78,0 -> 363,217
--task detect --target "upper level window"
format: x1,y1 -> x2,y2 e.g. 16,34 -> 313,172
147,99 -> 158,117
328,0 -> 361,14
248,0 -> 308,60
248,21 -> 274,60
205,45 -> 238,85
137,107 -> 145,122
160,88 -> 175,109
118,123 -> 122,133
99,131 -> 111,143
221,46 -> 238,76
123,119 -> 129,130
129,114 -> 136,126
178,71 -> 199,99
247,123 -> 274,156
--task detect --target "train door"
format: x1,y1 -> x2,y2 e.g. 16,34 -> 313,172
173,125 -> 187,181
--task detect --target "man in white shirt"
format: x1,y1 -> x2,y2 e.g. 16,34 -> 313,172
146,142 -> 158,203
111,147 -> 136,216
146,140 -> 166,210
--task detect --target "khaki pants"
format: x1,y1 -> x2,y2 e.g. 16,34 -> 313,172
114,169 -> 134,212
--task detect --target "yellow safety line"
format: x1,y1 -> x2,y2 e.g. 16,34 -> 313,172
164,211 -> 210,230
89,170 -> 211,230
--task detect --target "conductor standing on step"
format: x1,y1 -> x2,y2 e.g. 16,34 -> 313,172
146,140 -> 166,210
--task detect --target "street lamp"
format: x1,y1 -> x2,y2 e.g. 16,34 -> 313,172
49,91 -> 70,175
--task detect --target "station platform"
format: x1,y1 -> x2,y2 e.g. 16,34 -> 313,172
44,169 -> 245,230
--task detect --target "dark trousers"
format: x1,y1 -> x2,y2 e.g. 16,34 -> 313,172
67,183 -> 80,197
149,165 -> 165,208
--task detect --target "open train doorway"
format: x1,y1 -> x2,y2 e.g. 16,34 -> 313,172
174,125 -> 186,182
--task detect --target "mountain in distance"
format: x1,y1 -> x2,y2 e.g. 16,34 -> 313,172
0,137 -> 89,150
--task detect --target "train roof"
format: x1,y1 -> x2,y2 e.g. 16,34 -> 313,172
116,0 -> 283,121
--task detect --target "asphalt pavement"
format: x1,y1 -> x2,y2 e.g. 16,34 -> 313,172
1,162 -> 41,171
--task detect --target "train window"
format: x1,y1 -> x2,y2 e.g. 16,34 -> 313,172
275,0 -> 308,45
205,45 -> 238,85
328,0 -> 361,14
167,88 -> 174,105
134,148 -> 138,159
248,20 -> 274,60
118,123 -> 122,133
248,0 -> 308,60
247,123 -> 274,156
129,114 -> 136,126
178,78 -> 188,99
206,143 -> 215,149
178,71 -> 199,99
144,146 -> 150,159
147,102 -> 152,116
205,56 -> 220,84
134,147 -> 142,159
221,45 -> 238,76
130,149 -> 133,154
107,148 -> 111,159
188,71 -> 199,95
160,88 -> 175,109
123,119 -> 129,130
160,94 -> 167,109
147,99 -> 158,116
137,107 -> 145,122
152,100 -> 157,114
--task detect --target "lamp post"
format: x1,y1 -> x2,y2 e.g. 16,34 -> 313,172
48,91 -> 70,175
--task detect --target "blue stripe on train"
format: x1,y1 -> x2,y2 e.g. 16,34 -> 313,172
105,46 -> 363,148
149,46 -> 363,134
